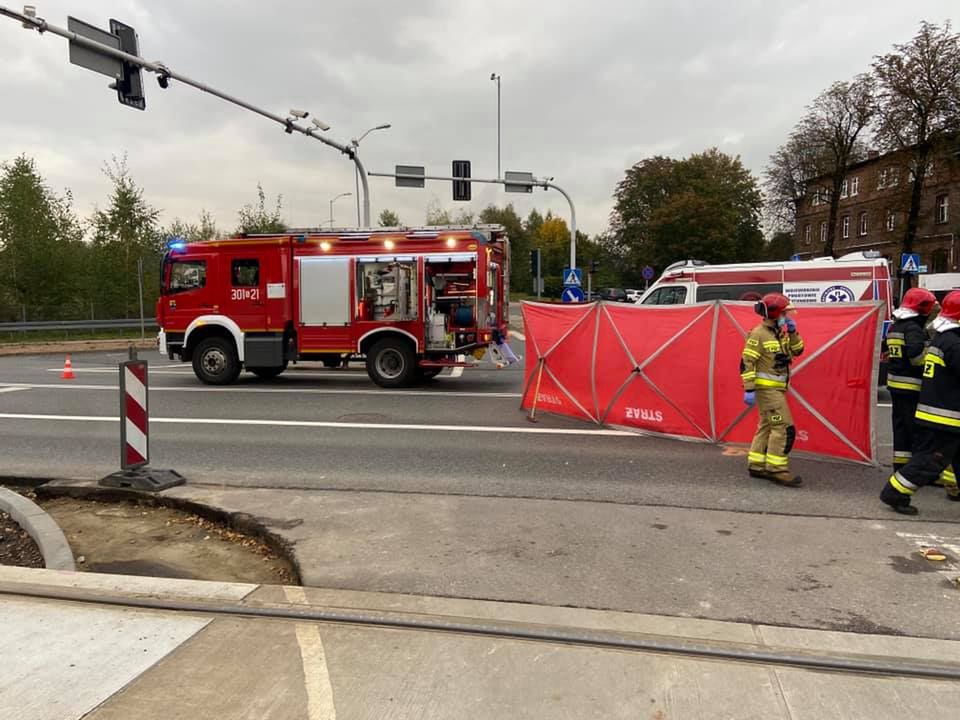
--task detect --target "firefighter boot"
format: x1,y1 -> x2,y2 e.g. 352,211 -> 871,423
880,475 -> 919,515
941,468 -> 960,502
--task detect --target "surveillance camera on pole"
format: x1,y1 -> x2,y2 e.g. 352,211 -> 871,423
312,118 -> 330,131
289,108 -> 309,119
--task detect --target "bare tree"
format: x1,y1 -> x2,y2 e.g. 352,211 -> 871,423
764,77 -> 873,256
872,21 -> 960,254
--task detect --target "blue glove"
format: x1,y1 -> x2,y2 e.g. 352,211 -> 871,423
785,318 -> 797,333
743,391 -> 755,407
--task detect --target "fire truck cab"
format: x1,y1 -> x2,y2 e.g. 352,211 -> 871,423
157,225 -> 510,388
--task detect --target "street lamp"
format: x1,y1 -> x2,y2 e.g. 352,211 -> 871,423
328,192 -> 352,228
490,73 -> 501,178
351,124 -> 391,225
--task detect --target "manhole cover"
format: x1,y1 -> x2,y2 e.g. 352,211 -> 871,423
337,413 -> 388,423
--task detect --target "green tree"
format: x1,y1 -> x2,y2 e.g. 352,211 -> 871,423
765,231 -> 797,261
235,183 -> 286,235
377,208 -> 401,227
0,155 -> 85,321
479,204 -> 529,292
872,21 -> 960,254
610,149 -> 764,283
163,209 -> 220,243
88,156 -> 162,319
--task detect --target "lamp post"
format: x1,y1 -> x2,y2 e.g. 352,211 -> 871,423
490,73 -> 501,178
351,123 -> 391,226
328,192 -> 352,228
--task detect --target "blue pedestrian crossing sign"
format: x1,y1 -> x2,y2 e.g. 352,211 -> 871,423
561,286 -> 585,303
562,267 -> 583,287
901,253 -> 921,274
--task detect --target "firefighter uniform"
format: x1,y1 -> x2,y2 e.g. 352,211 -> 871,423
881,320 -> 960,513
741,320 -> 804,484
883,316 -> 927,468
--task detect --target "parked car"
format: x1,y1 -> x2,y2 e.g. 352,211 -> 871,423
596,287 -> 629,302
625,289 -> 642,303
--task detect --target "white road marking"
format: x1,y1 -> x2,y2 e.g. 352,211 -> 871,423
511,330 -> 526,341
0,382 -> 520,399
283,586 -> 337,720
0,386 -> 27,394
0,412 -> 636,437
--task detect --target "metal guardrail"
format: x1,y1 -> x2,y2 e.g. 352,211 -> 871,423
0,318 -> 157,332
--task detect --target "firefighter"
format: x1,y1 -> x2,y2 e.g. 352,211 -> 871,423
741,293 -> 804,487
881,290 -> 960,514
884,288 -> 938,470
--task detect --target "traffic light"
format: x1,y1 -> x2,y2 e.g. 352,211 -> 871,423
590,259 -> 599,273
530,248 -> 541,275
109,20 -> 145,110
452,160 -> 471,201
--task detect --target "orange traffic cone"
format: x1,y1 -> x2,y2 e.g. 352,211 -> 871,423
61,355 -> 76,380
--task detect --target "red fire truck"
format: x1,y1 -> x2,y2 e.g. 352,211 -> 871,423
156,225 -> 510,387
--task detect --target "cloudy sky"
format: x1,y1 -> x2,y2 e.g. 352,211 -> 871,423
1,1 -> 957,237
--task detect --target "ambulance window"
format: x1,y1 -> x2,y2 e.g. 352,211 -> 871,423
643,286 -> 687,305
232,259 -> 259,287
168,260 -> 207,293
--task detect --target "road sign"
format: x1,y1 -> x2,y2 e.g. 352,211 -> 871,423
562,268 -> 582,287
901,253 -> 921,274
790,254 -> 802,261
67,16 -> 122,79
561,286 -> 585,303
395,165 -> 425,188
504,170 -> 534,193
109,19 -> 145,110
919,264 -> 929,273
642,266 -> 655,281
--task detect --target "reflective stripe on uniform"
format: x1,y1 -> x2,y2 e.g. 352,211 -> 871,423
755,372 -> 787,389
742,348 -> 761,360
893,450 -> 912,463
915,411 -> 960,428
748,451 -> 765,464
890,471 -> 917,495
741,372 -> 756,381
924,351 -> 946,367
887,375 -> 922,391
886,332 -> 905,340
917,403 -> 960,419
766,454 -> 789,466
790,340 -> 804,351
762,341 -> 781,351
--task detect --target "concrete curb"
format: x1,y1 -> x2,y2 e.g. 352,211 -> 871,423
0,487 -> 75,571
0,339 -> 156,357
35,481 -> 299,583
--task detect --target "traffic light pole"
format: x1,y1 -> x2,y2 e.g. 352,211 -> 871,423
0,5 -> 372,226
368,170 -> 577,270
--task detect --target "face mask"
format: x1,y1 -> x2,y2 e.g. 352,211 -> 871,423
776,316 -> 787,328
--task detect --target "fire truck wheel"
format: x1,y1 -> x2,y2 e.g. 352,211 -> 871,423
249,362 -> 288,380
192,337 -> 241,385
366,338 -> 416,388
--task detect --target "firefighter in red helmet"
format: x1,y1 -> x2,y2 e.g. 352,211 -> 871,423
740,293 -> 804,487
881,290 -> 960,514
884,288 -> 938,468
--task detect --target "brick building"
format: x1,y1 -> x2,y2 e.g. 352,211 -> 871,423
794,145 -> 959,275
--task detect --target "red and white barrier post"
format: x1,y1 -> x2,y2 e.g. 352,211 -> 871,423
100,348 -> 186,491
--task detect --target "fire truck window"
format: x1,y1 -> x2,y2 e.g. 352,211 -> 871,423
231,259 -> 259,287
168,260 -> 207,293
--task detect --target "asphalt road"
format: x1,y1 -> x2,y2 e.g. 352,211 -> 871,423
2,322 -> 959,638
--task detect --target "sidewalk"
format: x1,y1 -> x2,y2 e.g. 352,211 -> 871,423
40,479 -> 960,641
1,565 -> 959,719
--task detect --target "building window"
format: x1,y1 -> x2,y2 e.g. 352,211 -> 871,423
878,169 -> 887,190
840,180 -> 848,199
858,212 -> 868,236
851,176 -> 860,196
936,194 -> 949,224
886,211 -> 896,232
803,224 -> 811,245
878,167 -> 900,189
820,222 -> 827,244
841,216 -> 850,239
810,188 -> 823,207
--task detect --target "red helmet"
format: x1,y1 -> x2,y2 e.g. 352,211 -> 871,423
900,288 -> 938,316
755,293 -> 794,320
939,291 -> 960,322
